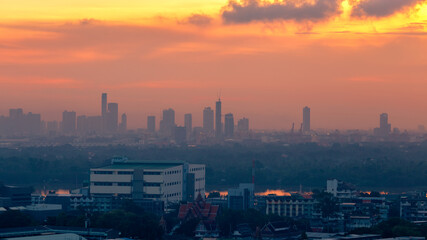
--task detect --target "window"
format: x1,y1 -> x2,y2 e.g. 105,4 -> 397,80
94,182 -> 113,186
144,194 -> 162,198
118,182 -> 132,186
93,171 -> 113,175
145,182 -> 161,187
144,171 -> 161,175
118,171 -> 133,175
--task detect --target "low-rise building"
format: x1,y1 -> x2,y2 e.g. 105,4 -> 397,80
400,193 -> 427,222
266,195 -> 317,218
90,158 -> 205,206
0,183 -> 32,207
327,179 -> 357,199
228,183 -> 254,210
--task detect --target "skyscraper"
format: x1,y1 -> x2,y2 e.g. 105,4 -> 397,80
62,110 -> 76,133
215,99 -> 222,138
101,93 -> 107,117
77,115 -> 87,133
160,108 -> 175,137
203,107 -> 214,133
237,118 -> 249,132
101,93 -> 108,132
8,108 -> 24,134
147,116 -> 156,133
184,113 -> 192,140
224,113 -> 234,138
120,113 -> 127,132
302,106 -> 311,134
378,113 -> 391,136
105,103 -> 118,132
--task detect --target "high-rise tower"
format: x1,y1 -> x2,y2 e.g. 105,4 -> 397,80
203,107 -> 214,133
101,93 -> 107,117
302,106 -> 311,134
147,116 -> 156,133
184,113 -> 192,140
215,99 -> 222,138
160,108 -> 175,137
224,113 -> 234,138
106,103 -> 118,132
62,110 -> 76,134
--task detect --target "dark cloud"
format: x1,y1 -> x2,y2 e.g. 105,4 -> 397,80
221,0 -> 343,24
184,14 -> 213,26
351,0 -> 426,18
79,18 -> 98,25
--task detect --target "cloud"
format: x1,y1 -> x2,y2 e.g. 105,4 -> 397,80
79,18 -> 98,25
221,0 -> 343,24
351,0 -> 426,18
184,14 -> 213,26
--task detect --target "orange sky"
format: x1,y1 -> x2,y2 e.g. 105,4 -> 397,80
0,0 -> 426,130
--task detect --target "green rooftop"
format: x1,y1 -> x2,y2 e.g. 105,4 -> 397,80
97,160 -> 184,170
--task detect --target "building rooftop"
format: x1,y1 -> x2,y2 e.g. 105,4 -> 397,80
96,160 -> 185,170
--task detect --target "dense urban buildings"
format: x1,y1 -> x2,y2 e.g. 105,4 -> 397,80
3,92 -> 426,146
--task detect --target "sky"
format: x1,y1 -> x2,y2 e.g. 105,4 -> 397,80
0,0 -> 426,130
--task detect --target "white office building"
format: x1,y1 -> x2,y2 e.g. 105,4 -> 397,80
90,158 -> 205,206
326,179 -> 357,198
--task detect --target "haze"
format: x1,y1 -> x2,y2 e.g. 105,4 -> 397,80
1,0 -> 427,130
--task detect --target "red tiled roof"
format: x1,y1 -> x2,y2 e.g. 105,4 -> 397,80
177,196 -> 219,223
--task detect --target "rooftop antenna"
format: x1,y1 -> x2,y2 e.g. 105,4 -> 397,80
217,89 -> 222,101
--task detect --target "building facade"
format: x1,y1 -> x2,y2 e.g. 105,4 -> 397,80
90,159 -> 205,206
266,196 -> 316,218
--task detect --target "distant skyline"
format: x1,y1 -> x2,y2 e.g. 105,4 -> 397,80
1,94 -> 425,131
1,0 -> 426,130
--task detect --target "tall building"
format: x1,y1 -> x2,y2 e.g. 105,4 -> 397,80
302,106 -> 310,134
25,112 -> 42,135
215,99 -> 222,138
78,115 -> 104,134
101,93 -> 107,117
203,107 -> 214,133
46,121 -> 59,133
62,111 -> 76,133
174,126 -> 187,144
184,113 -> 192,140
375,113 -> 391,137
380,113 -> 391,134
224,113 -> 234,138
237,118 -> 249,132
120,113 -> 127,132
8,108 -> 24,134
147,116 -> 156,133
9,108 -> 23,120
77,115 -> 87,133
160,108 -> 175,137
105,103 -> 119,132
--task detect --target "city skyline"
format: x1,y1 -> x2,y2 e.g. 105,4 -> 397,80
1,1 -> 426,130
0,93 -> 424,131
